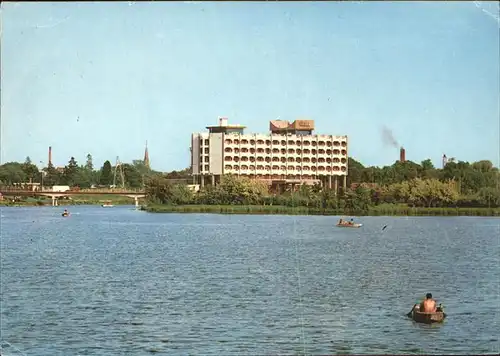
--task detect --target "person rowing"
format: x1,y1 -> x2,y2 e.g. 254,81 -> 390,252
408,293 -> 438,316
420,293 -> 437,312
338,218 -> 355,226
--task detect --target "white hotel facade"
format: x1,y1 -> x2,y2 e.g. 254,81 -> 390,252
191,118 -> 348,192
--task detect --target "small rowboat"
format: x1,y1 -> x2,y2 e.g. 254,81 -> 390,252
336,223 -> 363,228
409,305 -> 446,324
102,200 -> 114,208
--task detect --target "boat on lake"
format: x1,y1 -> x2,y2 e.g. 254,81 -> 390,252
336,223 -> 363,228
101,201 -> 114,208
336,218 -> 362,228
408,304 -> 446,324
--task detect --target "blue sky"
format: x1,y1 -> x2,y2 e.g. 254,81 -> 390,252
1,1 -> 499,171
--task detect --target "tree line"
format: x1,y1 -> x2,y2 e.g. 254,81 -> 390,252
145,157 -> 500,212
2,154 -> 498,210
0,155 -> 189,189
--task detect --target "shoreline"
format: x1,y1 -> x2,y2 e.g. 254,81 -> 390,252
2,201 -> 498,217
141,204 -> 500,217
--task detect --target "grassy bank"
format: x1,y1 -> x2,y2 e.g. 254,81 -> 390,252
142,204 -> 500,217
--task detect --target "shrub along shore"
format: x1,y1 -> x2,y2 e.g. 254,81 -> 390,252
143,158 -> 500,216
3,155 -> 498,217
143,158 -> 500,218
142,203 -> 500,217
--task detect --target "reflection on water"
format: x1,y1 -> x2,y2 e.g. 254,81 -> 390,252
1,206 -> 499,355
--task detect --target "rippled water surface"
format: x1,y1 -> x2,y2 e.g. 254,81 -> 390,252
1,206 -> 499,355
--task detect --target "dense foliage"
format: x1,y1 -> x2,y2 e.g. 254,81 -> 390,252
145,157 -> 500,213
0,155 -> 189,189
2,155 -> 498,212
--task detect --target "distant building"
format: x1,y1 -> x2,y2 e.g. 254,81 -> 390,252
190,117 -> 348,192
52,185 -> 71,192
144,141 -> 150,169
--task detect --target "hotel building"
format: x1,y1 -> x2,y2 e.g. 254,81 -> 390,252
190,117 -> 348,192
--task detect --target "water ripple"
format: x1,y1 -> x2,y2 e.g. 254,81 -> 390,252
1,207 -> 499,355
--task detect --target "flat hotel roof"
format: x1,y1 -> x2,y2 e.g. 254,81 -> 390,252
206,125 -> 247,129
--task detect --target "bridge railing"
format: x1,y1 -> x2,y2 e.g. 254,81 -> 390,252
0,186 -> 145,194
0,186 -> 37,192
76,188 -> 145,193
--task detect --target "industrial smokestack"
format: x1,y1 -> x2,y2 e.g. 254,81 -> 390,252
400,147 -> 406,162
48,146 -> 52,165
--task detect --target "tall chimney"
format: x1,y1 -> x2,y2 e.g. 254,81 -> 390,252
400,147 -> 406,162
48,146 -> 52,166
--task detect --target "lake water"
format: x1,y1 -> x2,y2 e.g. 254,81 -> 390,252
1,206 -> 499,355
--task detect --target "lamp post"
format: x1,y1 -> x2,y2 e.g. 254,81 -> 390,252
40,161 -> 44,191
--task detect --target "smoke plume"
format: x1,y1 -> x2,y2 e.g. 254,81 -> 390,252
381,126 -> 399,148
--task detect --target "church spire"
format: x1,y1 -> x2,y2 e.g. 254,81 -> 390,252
143,140 -> 150,169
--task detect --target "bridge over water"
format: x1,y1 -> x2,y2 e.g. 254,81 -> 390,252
0,188 -> 146,207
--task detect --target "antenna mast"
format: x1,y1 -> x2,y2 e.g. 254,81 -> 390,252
113,156 -> 125,188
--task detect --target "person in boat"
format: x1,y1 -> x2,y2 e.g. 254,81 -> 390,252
349,218 -> 354,225
420,293 -> 437,312
410,293 -> 437,314
408,293 -> 444,318
338,218 -> 344,225
63,209 -> 69,216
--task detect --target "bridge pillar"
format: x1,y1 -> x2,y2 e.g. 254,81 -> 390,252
51,196 -> 58,206
134,196 -> 139,208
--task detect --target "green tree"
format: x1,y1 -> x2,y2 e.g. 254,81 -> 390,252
343,186 -> 371,214
478,187 -> 500,207
145,175 -> 193,204
421,159 -> 435,171
472,160 -> 494,173
44,162 -> 61,186
62,157 -> 79,186
85,154 -> 94,171
197,175 -> 269,205
99,160 -> 113,186
22,156 -> 40,183
123,163 -> 143,188
164,167 -> 191,179
385,178 -> 459,207
347,157 -> 365,186
132,159 -> 152,175
319,188 -> 339,210
0,162 -> 26,185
